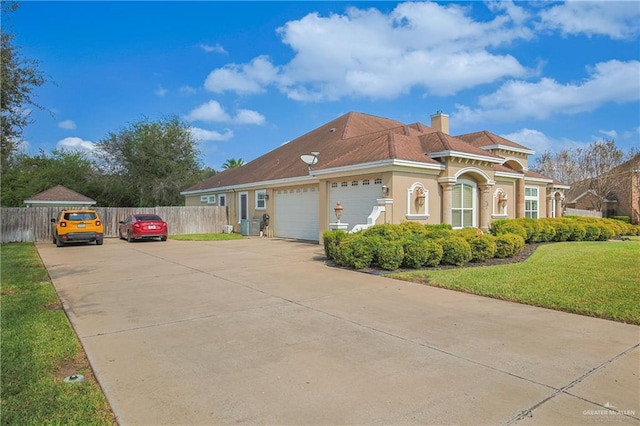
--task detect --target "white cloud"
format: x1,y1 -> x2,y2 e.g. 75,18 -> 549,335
537,2 -> 640,40
199,43 -> 227,54
185,101 -> 266,125
205,55 -> 279,94
58,120 -> 76,130
453,60 -> 640,124
180,86 -> 197,95
56,137 -> 95,152
185,100 -> 231,122
234,109 -> 265,125
501,128 -> 552,154
622,126 -> 640,140
154,85 -> 168,97
204,2 -> 534,100
599,129 -> 618,139
189,127 -> 233,142
502,128 -> 589,156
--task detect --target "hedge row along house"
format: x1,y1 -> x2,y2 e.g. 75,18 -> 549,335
181,111 -> 569,241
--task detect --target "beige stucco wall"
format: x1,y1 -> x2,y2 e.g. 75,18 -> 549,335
389,171 -> 442,225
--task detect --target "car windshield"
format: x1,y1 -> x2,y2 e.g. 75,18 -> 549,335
64,212 -> 96,221
136,215 -> 162,221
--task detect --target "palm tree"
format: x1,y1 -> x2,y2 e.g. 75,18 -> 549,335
222,158 -> 244,169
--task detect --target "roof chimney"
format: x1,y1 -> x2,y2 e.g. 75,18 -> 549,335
430,111 -> 449,135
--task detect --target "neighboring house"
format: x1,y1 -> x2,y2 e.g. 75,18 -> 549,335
181,111 -> 568,241
565,154 -> 640,224
23,185 -> 96,208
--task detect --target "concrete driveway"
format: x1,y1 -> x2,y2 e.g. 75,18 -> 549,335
36,238 -> 639,425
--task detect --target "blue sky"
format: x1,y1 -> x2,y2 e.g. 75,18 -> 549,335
10,1 -> 640,170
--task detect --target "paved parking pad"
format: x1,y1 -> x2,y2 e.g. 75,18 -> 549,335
36,238 -> 639,425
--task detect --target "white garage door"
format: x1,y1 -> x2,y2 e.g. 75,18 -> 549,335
274,186 -> 319,241
328,178 -> 382,231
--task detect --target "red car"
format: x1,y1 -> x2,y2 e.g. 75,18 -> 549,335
119,214 -> 168,242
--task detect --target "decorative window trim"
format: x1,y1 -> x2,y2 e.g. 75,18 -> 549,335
200,195 -> 216,204
524,186 -> 539,218
451,179 -> 476,229
255,189 -> 267,210
238,191 -> 249,224
218,194 -> 226,207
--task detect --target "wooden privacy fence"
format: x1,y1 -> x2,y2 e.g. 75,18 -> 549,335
0,206 -> 229,243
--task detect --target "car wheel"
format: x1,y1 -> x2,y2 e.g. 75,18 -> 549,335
127,232 -> 133,243
161,236 -> 167,241
96,238 -> 104,246
56,236 -> 64,247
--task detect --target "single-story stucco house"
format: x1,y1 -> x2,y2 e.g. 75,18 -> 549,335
181,111 -> 568,241
24,185 -> 97,208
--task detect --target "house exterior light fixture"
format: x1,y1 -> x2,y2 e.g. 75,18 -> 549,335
381,185 -> 390,197
334,202 -> 343,223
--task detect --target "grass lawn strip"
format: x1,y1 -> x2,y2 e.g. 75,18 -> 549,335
170,233 -> 244,241
387,241 -> 640,325
1,243 -> 116,425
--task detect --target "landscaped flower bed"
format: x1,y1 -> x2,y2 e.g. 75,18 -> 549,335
323,217 -> 640,271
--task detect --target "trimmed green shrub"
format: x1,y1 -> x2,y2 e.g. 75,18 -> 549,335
567,223 -> 586,241
551,220 -> 571,242
400,221 -> 428,237
454,227 -> 483,240
402,238 -> 427,269
495,234 -> 525,258
537,219 -> 557,242
422,240 -> 444,267
518,218 -> 542,243
362,224 -> 405,241
612,216 -> 631,224
582,224 -> 601,241
323,230 -> 347,260
491,220 -> 527,240
440,236 -> 472,266
376,240 -> 405,271
402,238 -> 444,268
424,224 -> 453,240
596,224 -> 614,241
337,234 -> 378,269
468,235 -> 497,262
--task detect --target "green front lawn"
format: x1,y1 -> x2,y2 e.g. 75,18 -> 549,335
388,241 -> 640,325
169,233 -> 244,241
1,243 -> 116,425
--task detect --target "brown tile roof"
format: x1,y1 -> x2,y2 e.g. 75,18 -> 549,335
420,132 -> 503,160
457,130 -> 533,152
25,185 -> 95,203
183,112 -> 533,193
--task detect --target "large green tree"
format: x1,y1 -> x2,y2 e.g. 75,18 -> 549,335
0,149 -> 96,206
94,116 -> 203,206
1,2 -> 47,165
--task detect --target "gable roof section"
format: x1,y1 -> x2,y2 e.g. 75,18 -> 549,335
421,132 -> 504,163
457,130 -> 535,155
184,112 -> 444,192
183,112 -> 539,194
24,185 -> 96,205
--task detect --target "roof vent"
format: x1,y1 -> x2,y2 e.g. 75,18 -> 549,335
329,127 -> 336,133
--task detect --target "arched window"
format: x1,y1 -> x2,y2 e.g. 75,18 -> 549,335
452,179 -> 476,228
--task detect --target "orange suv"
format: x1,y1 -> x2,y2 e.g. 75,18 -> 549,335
51,209 -> 104,247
